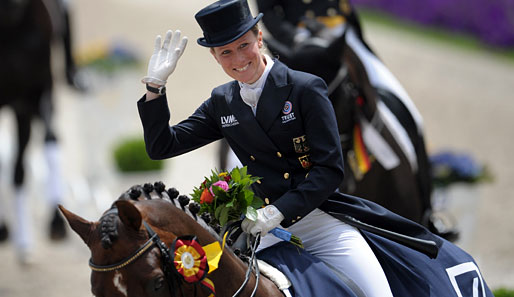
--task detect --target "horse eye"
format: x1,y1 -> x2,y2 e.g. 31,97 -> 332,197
154,276 -> 165,291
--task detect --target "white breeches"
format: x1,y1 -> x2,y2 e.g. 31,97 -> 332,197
258,208 -> 393,297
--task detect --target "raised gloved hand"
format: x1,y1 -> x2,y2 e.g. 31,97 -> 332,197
241,205 -> 284,237
141,29 -> 188,86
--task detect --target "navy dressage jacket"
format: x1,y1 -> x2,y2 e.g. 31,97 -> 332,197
138,60 -> 344,227
138,59 -> 441,248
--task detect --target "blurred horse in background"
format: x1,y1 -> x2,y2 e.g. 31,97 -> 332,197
268,27 -> 434,224
0,0 -> 84,262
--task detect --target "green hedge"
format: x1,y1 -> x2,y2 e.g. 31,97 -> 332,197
113,137 -> 164,172
494,288 -> 514,297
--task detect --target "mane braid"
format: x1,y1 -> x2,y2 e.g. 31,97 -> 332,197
176,200 -> 222,242
99,212 -> 118,249
118,182 -> 222,241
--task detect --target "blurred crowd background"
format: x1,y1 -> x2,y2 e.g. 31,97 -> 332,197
0,0 -> 513,296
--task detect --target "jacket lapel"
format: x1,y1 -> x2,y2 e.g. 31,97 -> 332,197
224,61 -> 293,149
256,61 -> 293,132
226,81 -> 279,150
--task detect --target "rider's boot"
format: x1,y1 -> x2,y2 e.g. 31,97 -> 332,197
0,222 -> 8,242
424,210 -> 460,242
14,187 -> 34,264
44,141 -> 67,240
0,193 -> 9,242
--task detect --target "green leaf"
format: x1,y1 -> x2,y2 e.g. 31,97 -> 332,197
231,168 -> 241,182
251,196 -> 264,209
245,206 -> 258,221
219,207 -> 230,227
240,166 -> 247,176
237,191 -> 247,208
244,190 -> 254,205
215,204 -> 224,219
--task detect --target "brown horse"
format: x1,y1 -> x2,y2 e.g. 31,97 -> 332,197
59,184 -> 286,297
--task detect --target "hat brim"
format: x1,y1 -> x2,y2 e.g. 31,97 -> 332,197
197,13 -> 263,47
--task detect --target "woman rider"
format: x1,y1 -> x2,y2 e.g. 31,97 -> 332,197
137,0 -> 397,295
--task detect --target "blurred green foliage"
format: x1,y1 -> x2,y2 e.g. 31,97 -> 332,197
494,288 -> 514,297
113,137 -> 164,172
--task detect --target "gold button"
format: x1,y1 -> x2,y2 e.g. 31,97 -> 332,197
305,10 -> 315,19
256,179 -> 261,184
302,0 -> 312,3
265,198 -> 270,205
297,216 -> 302,220
291,219 -> 296,223
284,172 -> 290,179
250,155 -> 256,161
327,8 -> 337,16
276,152 -> 282,158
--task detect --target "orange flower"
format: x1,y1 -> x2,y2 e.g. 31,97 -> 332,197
200,188 -> 214,204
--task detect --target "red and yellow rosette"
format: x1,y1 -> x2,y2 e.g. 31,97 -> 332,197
171,236 -> 222,297
173,236 -> 208,282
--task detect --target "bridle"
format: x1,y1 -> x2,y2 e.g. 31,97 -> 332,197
89,208 -> 184,296
89,208 -> 262,297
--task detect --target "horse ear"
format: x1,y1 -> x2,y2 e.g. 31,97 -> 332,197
115,200 -> 142,231
58,204 -> 94,244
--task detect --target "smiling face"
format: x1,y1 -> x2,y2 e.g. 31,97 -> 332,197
211,29 -> 266,84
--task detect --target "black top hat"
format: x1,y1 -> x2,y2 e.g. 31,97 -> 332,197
195,0 -> 263,47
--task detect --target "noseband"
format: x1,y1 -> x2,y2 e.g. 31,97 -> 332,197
88,231 -> 158,272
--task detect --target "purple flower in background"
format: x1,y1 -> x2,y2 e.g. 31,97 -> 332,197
352,0 -> 514,48
429,150 -> 490,187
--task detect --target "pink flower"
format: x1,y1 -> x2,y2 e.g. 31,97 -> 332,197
209,180 -> 229,196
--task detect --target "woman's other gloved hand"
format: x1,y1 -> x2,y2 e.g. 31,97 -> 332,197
141,29 -> 188,86
241,205 -> 284,236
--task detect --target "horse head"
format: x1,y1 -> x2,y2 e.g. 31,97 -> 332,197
60,183 -> 282,297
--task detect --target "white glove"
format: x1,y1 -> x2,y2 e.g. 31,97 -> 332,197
141,29 -> 188,86
241,205 -> 284,237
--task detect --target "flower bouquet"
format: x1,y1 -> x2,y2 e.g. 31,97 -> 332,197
191,166 -> 303,248
191,166 -> 263,227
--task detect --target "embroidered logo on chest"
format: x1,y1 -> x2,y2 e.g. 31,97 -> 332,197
221,114 -> 239,128
281,101 -> 296,123
293,135 -> 310,153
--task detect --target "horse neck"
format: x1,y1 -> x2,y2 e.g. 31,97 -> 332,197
343,44 -> 378,120
146,201 -> 280,297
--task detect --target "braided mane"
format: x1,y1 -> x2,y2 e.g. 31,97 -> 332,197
99,181 -> 221,249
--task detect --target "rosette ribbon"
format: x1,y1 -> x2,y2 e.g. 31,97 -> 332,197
171,236 -> 222,297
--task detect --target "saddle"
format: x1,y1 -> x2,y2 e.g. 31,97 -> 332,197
224,225 -> 365,297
